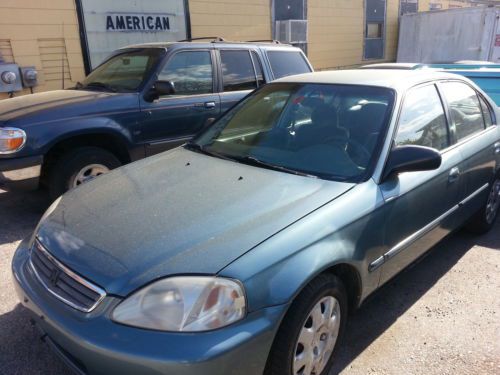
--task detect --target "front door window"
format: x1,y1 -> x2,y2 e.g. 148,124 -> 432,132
159,51 -> 213,96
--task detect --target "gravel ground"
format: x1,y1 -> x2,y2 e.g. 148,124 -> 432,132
0,188 -> 499,375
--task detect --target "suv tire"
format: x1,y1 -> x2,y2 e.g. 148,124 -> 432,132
49,147 -> 121,199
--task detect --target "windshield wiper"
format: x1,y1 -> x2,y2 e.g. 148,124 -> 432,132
83,81 -> 117,92
238,155 -> 317,178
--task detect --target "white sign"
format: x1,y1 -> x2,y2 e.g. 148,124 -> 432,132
80,0 -> 187,69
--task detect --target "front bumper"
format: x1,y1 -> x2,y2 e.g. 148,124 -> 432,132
0,155 -> 42,190
11,240 -> 286,375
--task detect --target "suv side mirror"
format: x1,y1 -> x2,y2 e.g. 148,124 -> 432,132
382,145 -> 442,181
145,80 -> 175,101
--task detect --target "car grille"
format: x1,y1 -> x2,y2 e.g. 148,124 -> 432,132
29,240 -> 106,312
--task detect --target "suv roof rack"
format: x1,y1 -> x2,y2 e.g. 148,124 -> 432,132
178,36 -> 226,42
246,40 -> 282,44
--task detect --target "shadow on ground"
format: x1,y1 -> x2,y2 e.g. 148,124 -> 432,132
330,219 -> 499,374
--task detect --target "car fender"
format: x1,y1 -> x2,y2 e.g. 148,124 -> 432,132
17,116 -> 137,160
219,180 -> 387,313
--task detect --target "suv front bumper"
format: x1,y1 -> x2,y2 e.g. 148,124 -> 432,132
11,239 -> 286,375
0,155 -> 42,190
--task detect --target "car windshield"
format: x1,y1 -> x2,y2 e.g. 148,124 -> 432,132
191,83 -> 395,182
80,49 -> 164,92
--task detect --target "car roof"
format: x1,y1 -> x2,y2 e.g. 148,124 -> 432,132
275,69 -> 466,90
360,63 -> 421,70
120,40 -> 300,50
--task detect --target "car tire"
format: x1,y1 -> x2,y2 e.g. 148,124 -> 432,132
264,273 -> 348,375
48,147 -> 121,199
465,172 -> 500,234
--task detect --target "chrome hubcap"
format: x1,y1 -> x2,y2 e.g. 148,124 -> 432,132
293,296 -> 341,375
72,164 -> 109,188
485,178 -> 500,224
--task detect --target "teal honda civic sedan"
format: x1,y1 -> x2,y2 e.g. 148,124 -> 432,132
12,70 -> 500,375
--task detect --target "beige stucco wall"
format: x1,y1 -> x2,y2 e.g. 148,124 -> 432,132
0,0 -> 86,100
188,0 -> 272,41
4,0 -> 479,100
308,0 -> 401,70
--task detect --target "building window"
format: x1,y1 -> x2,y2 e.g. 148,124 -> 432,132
366,23 -> 383,39
400,0 -> 418,15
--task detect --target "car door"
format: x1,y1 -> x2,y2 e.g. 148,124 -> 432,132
217,49 -> 265,114
140,49 -> 221,156
438,81 -> 499,219
378,83 -> 464,285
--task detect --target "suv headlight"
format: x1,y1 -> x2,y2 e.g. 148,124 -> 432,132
112,276 -> 246,332
0,127 -> 26,154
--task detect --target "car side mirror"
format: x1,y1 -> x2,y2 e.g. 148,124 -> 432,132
145,80 -> 175,101
382,145 -> 442,181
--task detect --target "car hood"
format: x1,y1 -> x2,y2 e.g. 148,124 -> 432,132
0,89 -> 137,126
36,148 -> 354,296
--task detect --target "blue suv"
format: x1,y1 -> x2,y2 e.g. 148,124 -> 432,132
0,38 -> 312,197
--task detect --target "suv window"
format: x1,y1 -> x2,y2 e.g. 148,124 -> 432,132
82,49 -> 163,92
159,51 -> 213,96
478,95 -> 493,128
220,50 -> 258,92
251,51 -> 265,87
267,51 -> 311,79
395,84 -> 449,151
441,82 -> 485,141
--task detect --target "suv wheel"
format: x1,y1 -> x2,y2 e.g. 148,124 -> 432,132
49,147 -> 121,199
265,274 -> 347,375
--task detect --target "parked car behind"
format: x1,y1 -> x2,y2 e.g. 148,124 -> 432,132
0,39 -> 312,197
12,70 -> 500,375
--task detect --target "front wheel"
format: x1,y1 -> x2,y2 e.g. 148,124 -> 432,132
48,147 -> 121,199
265,274 -> 347,375
466,173 -> 500,234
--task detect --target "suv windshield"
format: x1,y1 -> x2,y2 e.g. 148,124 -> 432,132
191,83 -> 395,182
80,49 -> 164,92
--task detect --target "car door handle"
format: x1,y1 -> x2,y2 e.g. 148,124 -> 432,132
448,167 -> 461,182
193,102 -> 216,110
494,142 -> 500,154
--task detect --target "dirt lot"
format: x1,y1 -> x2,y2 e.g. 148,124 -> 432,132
0,188 -> 499,375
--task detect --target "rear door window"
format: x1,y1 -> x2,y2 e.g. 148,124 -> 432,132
440,82 -> 485,141
220,50 -> 258,92
267,51 -> 311,79
395,84 -> 449,151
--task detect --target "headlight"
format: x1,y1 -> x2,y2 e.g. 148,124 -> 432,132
0,127 -> 26,154
112,276 -> 246,332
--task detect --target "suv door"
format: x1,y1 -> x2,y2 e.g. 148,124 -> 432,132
438,81 -> 498,218
218,49 -> 265,114
140,49 -> 221,156
378,83 -> 464,285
